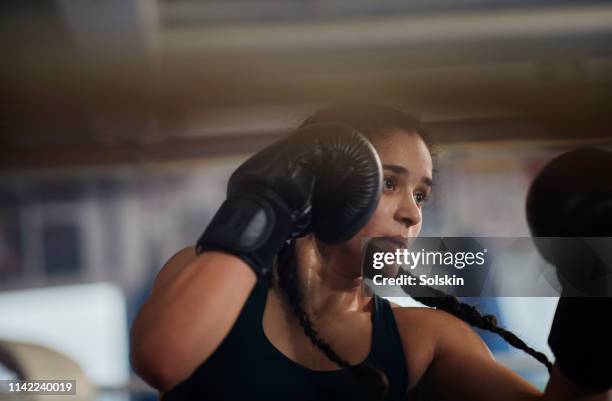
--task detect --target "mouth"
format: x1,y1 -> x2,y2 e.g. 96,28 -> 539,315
380,236 -> 410,251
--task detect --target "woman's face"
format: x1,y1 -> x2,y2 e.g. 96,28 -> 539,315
318,130 -> 433,272
364,130 -> 433,238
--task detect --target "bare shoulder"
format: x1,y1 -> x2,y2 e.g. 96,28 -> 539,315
389,303 -> 542,400
388,303 -> 493,389
393,304 -> 493,366
152,246 -> 197,294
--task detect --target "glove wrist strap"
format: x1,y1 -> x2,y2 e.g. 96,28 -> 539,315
196,194 -> 293,278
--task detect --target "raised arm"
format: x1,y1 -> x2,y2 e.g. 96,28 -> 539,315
129,123 -> 383,392
130,249 -> 256,392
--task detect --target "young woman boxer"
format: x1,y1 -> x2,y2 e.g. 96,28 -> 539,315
130,105 -> 610,401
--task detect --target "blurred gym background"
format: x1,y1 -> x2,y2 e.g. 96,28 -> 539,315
1,0 -> 612,400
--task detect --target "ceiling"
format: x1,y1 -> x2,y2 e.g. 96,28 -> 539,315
2,0 -> 612,170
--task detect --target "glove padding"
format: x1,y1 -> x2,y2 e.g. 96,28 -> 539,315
197,122 -> 382,278
548,296 -> 611,391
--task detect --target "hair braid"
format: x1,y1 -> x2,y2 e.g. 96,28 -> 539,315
276,239 -> 389,401
398,270 -> 553,371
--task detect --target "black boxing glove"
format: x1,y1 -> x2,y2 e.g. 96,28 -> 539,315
547,296 -> 611,391
526,147 -> 612,391
196,122 -> 382,279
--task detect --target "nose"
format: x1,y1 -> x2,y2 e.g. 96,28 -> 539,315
394,195 -> 422,229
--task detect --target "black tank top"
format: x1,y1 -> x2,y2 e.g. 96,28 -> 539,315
163,277 -> 409,401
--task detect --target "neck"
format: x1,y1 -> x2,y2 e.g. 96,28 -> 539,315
291,236 -> 371,318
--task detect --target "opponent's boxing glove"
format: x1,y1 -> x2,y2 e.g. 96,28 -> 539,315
196,122 -> 382,278
526,147 -> 612,391
547,296 -> 610,390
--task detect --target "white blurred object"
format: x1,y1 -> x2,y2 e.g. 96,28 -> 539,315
0,283 -> 129,388
497,297 -> 558,361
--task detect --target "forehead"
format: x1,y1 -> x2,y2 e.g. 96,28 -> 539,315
370,129 -> 433,176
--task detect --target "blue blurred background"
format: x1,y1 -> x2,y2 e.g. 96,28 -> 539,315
2,0 -> 612,399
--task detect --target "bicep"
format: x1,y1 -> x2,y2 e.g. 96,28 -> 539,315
152,246 -> 197,294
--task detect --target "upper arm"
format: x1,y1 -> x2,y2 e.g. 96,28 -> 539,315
428,310 -> 541,401
152,246 -> 197,294
395,307 -> 542,401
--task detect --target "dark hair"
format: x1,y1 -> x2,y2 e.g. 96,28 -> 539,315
300,103 -> 427,141
276,104 -> 552,400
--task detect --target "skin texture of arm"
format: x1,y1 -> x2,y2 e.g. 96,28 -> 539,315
395,307 -> 611,401
129,246 -> 257,392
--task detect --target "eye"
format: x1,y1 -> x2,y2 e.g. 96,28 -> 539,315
414,192 -> 429,206
383,177 -> 397,192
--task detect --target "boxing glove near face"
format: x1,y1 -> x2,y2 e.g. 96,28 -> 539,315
197,122 -> 382,278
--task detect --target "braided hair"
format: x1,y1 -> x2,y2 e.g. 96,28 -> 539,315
274,104 -> 552,400
276,239 -> 389,401
400,271 -> 553,371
